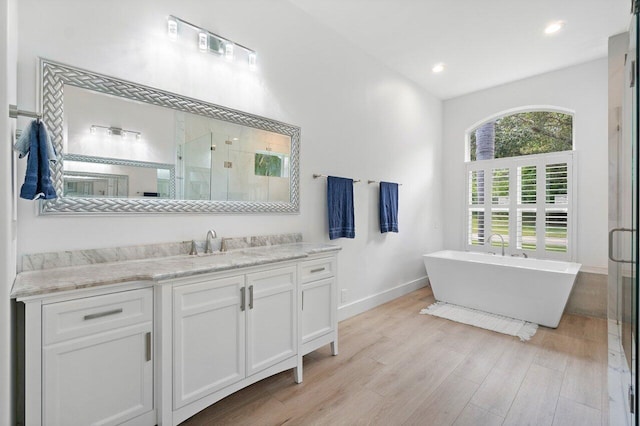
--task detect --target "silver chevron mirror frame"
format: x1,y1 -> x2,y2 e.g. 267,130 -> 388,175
38,58 -> 300,215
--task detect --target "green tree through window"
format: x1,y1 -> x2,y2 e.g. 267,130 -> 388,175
469,111 -> 572,161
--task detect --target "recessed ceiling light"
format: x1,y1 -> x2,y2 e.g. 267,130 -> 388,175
544,21 -> 565,35
432,63 -> 445,73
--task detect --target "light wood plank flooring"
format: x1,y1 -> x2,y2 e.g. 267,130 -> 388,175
181,286 -> 609,425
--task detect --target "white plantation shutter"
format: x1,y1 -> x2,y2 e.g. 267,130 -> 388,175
517,165 -> 537,250
491,168 -> 510,247
468,170 -> 485,246
465,151 -> 574,260
545,163 -> 569,253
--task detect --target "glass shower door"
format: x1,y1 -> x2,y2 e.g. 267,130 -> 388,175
615,9 -> 639,424
631,12 -> 638,424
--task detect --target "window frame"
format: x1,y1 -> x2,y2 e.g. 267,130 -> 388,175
464,106 -> 576,162
464,150 -> 577,261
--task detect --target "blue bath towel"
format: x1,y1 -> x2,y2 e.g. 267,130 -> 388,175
327,176 -> 355,239
16,120 -> 57,200
379,181 -> 398,233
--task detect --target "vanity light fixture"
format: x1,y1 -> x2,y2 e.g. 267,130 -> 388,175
198,32 -> 208,51
167,17 -> 178,40
167,15 -> 257,69
90,125 -> 141,140
248,52 -> 257,70
225,42 -> 235,61
544,20 -> 565,35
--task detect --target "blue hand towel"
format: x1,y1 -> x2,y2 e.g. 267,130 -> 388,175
327,176 -> 355,239
14,121 -> 57,163
17,121 -> 57,200
379,181 -> 398,233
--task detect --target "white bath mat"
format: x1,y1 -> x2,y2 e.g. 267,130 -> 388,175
420,301 -> 538,342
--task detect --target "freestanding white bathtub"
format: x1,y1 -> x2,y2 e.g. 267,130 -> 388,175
422,250 -> 581,328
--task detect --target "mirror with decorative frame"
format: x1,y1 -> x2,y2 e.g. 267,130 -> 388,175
39,59 -> 300,214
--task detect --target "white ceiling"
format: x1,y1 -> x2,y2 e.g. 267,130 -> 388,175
288,0 -> 631,99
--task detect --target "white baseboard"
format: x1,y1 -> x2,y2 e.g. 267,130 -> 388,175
580,265 -> 607,275
338,276 -> 429,322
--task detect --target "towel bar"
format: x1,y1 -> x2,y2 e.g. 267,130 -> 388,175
367,180 -> 403,186
9,104 -> 41,120
313,173 -> 361,183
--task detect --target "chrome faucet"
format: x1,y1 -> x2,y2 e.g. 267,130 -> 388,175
488,233 -> 505,256
205,229 -> 217,254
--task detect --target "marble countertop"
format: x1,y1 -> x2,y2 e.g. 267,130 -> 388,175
11,242 -> 341,299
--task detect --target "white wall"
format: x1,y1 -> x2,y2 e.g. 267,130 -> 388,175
1,0 -> 18,423
14,0 -> 443,311
443,59 -> 608,270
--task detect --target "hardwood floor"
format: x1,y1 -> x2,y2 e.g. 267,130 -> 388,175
181,286 -> 609,426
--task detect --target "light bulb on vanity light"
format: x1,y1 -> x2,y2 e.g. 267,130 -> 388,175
432,63 -> 445,73
225,43 -> 234,61
248,52 -> 257,70
90,125 -> 96,135
167,17 -> 178,40
544,20 -> 565,35
198,32 -> 208,51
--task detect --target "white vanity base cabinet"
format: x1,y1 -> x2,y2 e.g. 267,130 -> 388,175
19,251 -> 339,426
172,275 -> 246,410
21,283 -> 155,426
297,256 -> 339,383
159,263 -> 300,426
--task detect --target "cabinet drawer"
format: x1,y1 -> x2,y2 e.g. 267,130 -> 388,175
43,288 -> 152,345
299,257 -> 335,284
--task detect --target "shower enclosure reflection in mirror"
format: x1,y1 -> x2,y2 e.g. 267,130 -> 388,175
38,58 -> 300,214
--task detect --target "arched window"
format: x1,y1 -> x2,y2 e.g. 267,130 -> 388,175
465,109 -> 575,260
468,111 -> 573,161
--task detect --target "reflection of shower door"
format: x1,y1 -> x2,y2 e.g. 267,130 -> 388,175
182,133 -> 214,200
181,132 -> 290,202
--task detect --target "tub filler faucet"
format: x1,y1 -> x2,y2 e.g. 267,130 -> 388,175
488,233 -> 505,256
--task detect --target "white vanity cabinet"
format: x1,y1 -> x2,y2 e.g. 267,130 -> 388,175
246,266 -> 297,375
299,256 -> 338,357
164,264 -> 299,425
172,275 -> 246,409
17,247 -> 339,426
21,285 -> 155,426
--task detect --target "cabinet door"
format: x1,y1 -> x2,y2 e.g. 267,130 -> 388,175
173,275 -> 245,409
43,323 -> 152,426
246,266 -> 297,376
301,277 -> 335,344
